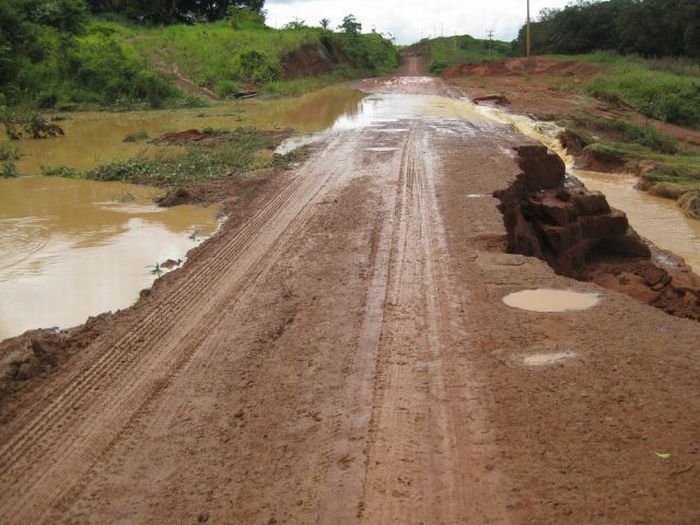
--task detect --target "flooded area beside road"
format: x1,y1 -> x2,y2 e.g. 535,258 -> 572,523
0,85 -> 366,340
0,176 -> 220,340
4,85 -> 366,176
575,170 -> 700,273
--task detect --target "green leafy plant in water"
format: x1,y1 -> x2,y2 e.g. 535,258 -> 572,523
146,262 -> 163,276
1,162 -> 20,178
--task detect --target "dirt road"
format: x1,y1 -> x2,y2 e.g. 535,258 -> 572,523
1,73 -> 700,524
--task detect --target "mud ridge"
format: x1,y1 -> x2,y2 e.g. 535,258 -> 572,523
495,144 -> 700,320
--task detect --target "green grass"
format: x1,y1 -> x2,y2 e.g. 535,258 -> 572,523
2,14 -> 397,111
563,116 -> 679,154
41,127 -> 290,190
575,54 -> 700,128
1,163 -> 20,178
422,35 -> 513,75
128,22 -> 397,95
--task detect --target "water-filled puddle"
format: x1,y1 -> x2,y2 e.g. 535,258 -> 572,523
0,176 -> 220,340
503,289 -> 600,312
522,351 -> 576,367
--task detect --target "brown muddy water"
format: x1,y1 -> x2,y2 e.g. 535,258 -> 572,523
0,86 -> 366,340
503,289 -> 600,313
575,171 -> 700,273
0,176 -> 220,340
6,85 -> 366,175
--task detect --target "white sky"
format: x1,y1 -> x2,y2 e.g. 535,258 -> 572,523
265,0 -> 575,44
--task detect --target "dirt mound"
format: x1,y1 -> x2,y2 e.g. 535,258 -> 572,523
0,314 -> 110,408
152,129 -> 221,145
443,56 -> 599,79
496,145 -> 700,320
282,43 -> 340,80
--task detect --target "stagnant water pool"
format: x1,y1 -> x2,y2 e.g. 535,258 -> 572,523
0,86 -> 367,340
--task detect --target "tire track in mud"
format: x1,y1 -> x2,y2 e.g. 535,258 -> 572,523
358,123 -> 509,524
0,134 -> 353,523
315,129 -> 409,522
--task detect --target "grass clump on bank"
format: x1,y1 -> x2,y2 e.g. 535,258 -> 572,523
41,127 -> 298,199
1,3 -> 398,111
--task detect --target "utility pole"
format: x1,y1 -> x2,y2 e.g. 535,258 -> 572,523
487,29 -> 494,60
526,0 -> 531,56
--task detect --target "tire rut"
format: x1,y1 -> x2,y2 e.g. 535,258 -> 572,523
0,134 -> 350,523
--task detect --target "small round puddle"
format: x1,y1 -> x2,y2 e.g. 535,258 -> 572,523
503,289 -> 599,312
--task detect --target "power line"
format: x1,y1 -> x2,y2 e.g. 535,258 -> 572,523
487,29 -> 494,60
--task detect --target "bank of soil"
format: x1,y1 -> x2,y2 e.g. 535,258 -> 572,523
0,70 -> 699,524
445,57 -> 700,207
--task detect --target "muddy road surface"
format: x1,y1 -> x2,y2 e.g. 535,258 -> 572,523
2,75 -> 700,524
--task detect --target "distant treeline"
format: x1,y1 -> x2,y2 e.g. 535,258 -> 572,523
87,0 -> 264,23
515,0 -> 700,58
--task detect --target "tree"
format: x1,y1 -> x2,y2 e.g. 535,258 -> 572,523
319,18 -> 330,30
339,14 -> 361,36
88,0 -> 266,23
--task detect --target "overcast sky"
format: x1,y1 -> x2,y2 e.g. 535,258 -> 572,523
265,0 -> 574,44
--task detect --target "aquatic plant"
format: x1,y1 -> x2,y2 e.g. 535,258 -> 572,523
1,163 -> 20,178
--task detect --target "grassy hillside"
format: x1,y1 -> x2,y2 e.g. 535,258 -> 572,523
128,20 -> 398,98
0,10 -> 398,111
576,53 -> 700,128
422,35 -> 513,75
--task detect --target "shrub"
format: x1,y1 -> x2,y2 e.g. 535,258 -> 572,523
232,50 -> 282,84
215,79 -> 241,98
1,162 -> 20,178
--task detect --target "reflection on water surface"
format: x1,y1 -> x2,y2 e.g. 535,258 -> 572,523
0,176 -> 220,340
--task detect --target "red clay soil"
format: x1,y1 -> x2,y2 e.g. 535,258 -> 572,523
282,43 -> 339,80
1,70 -> 699,524
446,56 -> 700,147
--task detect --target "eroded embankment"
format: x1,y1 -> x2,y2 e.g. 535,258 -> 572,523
496,145 -> 700,320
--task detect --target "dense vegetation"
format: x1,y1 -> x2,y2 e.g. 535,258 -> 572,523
0,0 -> 398,110
130,15 -> 398,99
515,0 -> 700,58
421,35 -> 513,75
87,0 -> 263,24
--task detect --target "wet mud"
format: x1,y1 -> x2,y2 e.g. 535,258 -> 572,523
495,145 -> 700,320
1,66 -> 700,525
